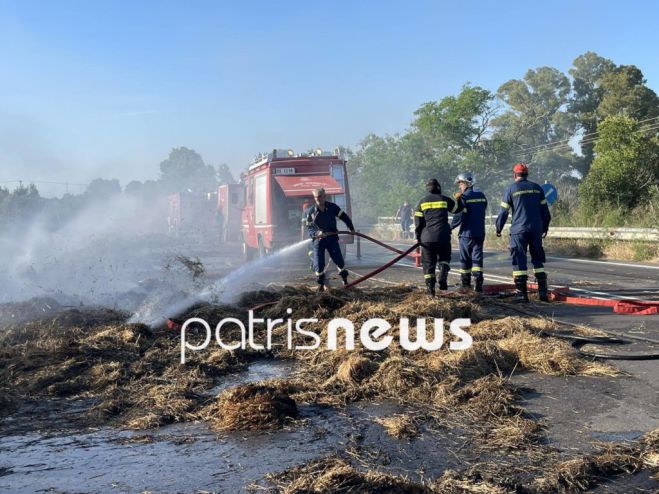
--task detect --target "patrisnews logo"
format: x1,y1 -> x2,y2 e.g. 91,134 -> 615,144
180,311 -> 472,363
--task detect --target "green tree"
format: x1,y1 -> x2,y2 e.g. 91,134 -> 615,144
216,163 -> 236,185
159,147 -> 218,193
568,51 -> 616,174
413,84 -> 495,153
493,66 -> 579,182
597,65 -> 659,121
580,115 -> 659,211
84,178 -> 121,201
495,67 -> 573,146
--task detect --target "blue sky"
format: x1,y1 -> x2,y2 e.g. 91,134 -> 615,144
1,0 -> 658,196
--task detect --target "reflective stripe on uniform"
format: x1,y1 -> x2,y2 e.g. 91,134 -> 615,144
462,208 -> 468,213
450,201 -> 459,213
540,199 -> 547,205
414,211 -> 424,217
420,201 -> 447,211
471,266 -> 483,272
500,201 -> 510,209
336,208 -> 343,217
439,261 -> 450,266
465,198 -> 487,203
512,190 -> 541,196
315,271 -> 324,276
513,270 -> 528,276
424,273 -> 435,279
458,269 -> 471,274
533,267 -> 545,274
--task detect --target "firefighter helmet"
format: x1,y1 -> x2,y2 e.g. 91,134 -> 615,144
513,163 -> 529,174
454,172 -> 475,186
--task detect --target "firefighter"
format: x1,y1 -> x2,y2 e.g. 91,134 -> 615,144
414,178 -> 463,296
304,188 -> 355,292
495,163 -> 551,303
394,200 -> 413,239
450,172 -> 487,292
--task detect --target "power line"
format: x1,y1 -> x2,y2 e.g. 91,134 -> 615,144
514,114 -> 659,155
519,121 -> 659,158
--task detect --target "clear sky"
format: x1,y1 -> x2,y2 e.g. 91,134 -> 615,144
1,0 -> 658,196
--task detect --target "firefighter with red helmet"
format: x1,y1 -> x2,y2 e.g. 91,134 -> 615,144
495,163 -> 551,302
304,188 -> 355,292
450,172 -> 488,292
414,178 -> 464,296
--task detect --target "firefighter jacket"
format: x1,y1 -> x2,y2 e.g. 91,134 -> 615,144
305,201 -> 354,238
414,193 -> 463,243
450,187 -> 488,238
495,179 -> 551,235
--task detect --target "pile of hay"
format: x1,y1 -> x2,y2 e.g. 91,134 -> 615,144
0,286 -> 619,438
532,428 -> 659,493
267,456 -> 432,494
274,310 -> 616,449
0,306 -> 248,428
200,382 -> 297,432
268,428 -> 658,493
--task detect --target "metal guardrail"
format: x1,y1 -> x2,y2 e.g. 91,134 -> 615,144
372,217 -> 658,242
544,227 -> 659,242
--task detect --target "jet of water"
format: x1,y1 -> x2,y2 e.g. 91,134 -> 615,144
130,238 -> 312,327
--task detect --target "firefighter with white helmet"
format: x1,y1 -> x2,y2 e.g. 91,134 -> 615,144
450,172 -> 488,292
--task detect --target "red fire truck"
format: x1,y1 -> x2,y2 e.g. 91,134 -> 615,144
240,148 -> 353,260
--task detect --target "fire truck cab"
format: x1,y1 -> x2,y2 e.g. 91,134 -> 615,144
240,148 -> 352,260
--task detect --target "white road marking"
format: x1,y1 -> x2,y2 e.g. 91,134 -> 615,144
546,256 -> 659,271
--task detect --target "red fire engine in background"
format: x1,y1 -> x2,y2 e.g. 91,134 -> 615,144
167,190 -> 217,240
239,148 -> 353,260
167,148 -> 353,260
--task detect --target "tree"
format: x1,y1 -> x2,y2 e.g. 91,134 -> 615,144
580,116 -> 659,211
568,51 -> 616,173
413,84 -> 496,153
597,65 -> 659,121
159,147 -> 218,193
84,178 -> 121,201
495,67 -> 573,147
216,163 -> 236,185
0,183 -> 44,232
493,66 -> 579,181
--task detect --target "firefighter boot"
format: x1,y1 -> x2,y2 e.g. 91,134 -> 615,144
536,272 -> 549,302
339,269 -> 349,286
513,276 -> 529,303
316,273 -> 326,292
460,272 -> 472,290
425,277 -> 436,297
474,272 -> 484,293
438,264 -> 450,291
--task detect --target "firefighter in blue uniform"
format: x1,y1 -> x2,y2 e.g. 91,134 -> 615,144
305,188 -> 355,292
450,172 -> 488,292
495,163 -> 551,302
414,178 -> 463,296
